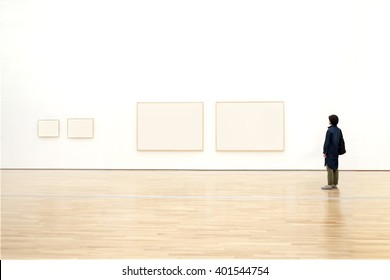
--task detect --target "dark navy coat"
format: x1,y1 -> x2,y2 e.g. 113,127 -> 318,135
323,125 -> 341,170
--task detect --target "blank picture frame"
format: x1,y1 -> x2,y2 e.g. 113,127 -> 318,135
137,102 -> 204,151
38,119 -> 60,138
216,102 -> 284,151
67,118 -> 94,139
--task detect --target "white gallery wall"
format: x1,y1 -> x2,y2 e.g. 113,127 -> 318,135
1,0 -> 390,170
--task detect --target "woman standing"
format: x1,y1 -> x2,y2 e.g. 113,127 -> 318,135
322,115 -> 343,190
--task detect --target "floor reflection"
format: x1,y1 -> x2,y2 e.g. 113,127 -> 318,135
322,190 -> 350,258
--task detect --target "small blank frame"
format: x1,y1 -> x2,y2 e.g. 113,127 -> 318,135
38,120 -> 60,138
137,102 -> 204,151
67,118 -> 94,139
216,101 -> 284,151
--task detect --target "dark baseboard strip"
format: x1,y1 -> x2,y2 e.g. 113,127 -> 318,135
1,168 -> 389,172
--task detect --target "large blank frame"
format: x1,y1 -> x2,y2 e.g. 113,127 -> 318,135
137,102 -> 204,151
67,118 -> 94,139
38,119 -> 60,138
216,102 -> 284,151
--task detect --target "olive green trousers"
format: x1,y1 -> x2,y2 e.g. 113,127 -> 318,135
327,166 -> 339,186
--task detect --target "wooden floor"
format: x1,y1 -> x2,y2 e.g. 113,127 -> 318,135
1,170 -> 390,259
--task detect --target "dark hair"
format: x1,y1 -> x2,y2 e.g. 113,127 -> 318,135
329,114 -> 339,125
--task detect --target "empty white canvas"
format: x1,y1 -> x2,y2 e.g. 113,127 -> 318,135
216,102 -> 284,151
137,103 -> 203,151
67,118 -> 94,139
38,120 -> 60,137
